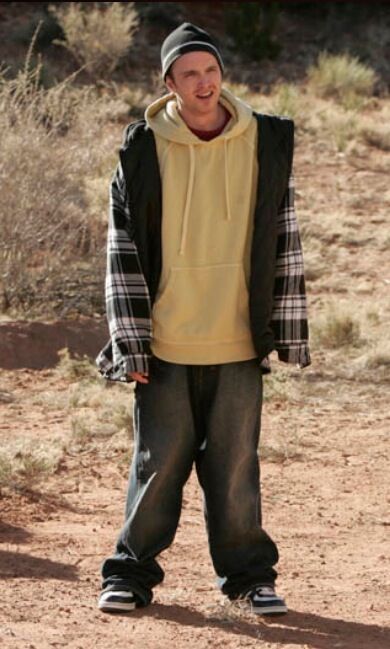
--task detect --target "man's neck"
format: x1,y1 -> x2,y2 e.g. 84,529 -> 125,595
178,102 -> 227,132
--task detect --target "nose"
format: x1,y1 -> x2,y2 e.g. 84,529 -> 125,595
197,74 -> 210,90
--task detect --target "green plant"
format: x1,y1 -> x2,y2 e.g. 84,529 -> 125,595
307,52 -> 376,108
226,2 -> 281,62
50,2 -> 139,77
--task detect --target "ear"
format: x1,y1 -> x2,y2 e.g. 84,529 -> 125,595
165,74 -> 176,94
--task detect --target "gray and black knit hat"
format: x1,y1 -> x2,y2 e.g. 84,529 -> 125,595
161,22 -> 224,80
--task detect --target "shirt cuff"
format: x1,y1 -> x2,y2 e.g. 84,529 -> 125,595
97,353 -> 150,382
276,344 -> 311,369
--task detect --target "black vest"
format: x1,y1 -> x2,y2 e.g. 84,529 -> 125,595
119,113 -> 293,363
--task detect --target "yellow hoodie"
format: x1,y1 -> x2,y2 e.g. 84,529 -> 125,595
144,88 -> 259,364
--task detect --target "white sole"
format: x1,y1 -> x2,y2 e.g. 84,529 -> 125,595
98,590 -> 137,612
98,601 -> 136,612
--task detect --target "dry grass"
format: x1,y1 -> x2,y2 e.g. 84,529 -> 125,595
0,455 -> 12,488
307,51 -> 377,108
354,342 -> 390,373
270,83 -> 302,120
263,365 -> 297,402
0,359 -> 134,492
55,348 -> 98,381
50,2 -> 139,78
312,306 -> 362,349
359,104 -> 390,151
0,32 -> 126,315
0,444 -> 61,492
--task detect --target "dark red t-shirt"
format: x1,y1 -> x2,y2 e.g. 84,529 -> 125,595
189,106 -> 231,141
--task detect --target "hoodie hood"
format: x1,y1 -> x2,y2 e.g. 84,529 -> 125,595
145,88 -> 255,254
145,87 -> 253,145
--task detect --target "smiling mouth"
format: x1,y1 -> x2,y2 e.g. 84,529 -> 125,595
196,91 -> 213,99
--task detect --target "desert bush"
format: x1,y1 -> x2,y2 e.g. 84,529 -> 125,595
50,2 -> 139,78
226,2 -> 281,61
136,2 -> 183,30
270,83 -> 301,120
70,415 -> 94,446
307,52 -> 376,108
360,121 -> 390,152
0,455 -> 12,489
328,111 -> 358,152
0,447 -> 60,492
55,348 -> 98,381
303,252 -> 327,282
355,342 -> 390,372
10,8 -> 63,50
313,307 -> 362,349
307,101 -> 359,153
0,35 -> 123,315
263,366 -> 297,402
69,407 -> 132,452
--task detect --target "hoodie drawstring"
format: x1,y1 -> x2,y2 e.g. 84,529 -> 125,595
179,144 -> 195,255
224,139 -> 232,222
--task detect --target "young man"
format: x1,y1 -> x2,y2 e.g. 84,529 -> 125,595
96,22 -> 310,616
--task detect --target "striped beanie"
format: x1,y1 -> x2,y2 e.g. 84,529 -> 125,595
161,22 -> 224,80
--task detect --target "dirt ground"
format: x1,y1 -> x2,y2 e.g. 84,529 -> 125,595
0,356 -> 389,649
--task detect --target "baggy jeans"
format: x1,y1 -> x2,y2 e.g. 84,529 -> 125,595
101,356 -> 278,606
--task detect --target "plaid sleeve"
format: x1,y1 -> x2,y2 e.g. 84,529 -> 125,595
96,161 -> 152,381
270,172 -> 311,369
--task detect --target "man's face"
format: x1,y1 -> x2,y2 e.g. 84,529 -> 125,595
165,51 -> 222,118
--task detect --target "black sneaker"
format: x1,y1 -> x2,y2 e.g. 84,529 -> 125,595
98,589 -> 140,613
240,585 -> 288,615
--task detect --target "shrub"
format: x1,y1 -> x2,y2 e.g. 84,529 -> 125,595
307,52 -> 377,108
329,111 -> 358,152
355,343 -> 390,371
9,9 -> 63,50
50,2 -> 139,78
0,455 -> 12,489
263,369 -> 294,402
0,447 -> 60,492
313,308 -> 362,349
226,2 -> 281,61
271,83 -> 301,120
55,348 -> 98,381
361,123 -> 390,152
0,35 -> 122,315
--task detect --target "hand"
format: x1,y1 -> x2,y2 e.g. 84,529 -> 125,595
128,371 -> 149,384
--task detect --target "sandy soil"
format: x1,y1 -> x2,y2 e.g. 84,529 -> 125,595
0,360 -> 389,649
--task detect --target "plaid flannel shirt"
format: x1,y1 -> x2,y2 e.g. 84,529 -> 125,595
96,160 -> 311,381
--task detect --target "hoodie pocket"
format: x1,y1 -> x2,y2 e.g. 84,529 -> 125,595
152,263 -> 251,344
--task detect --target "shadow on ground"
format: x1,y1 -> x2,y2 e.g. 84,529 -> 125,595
117,603 -> 389,649
0,550 -> 79,581
0,521 -> 33,544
